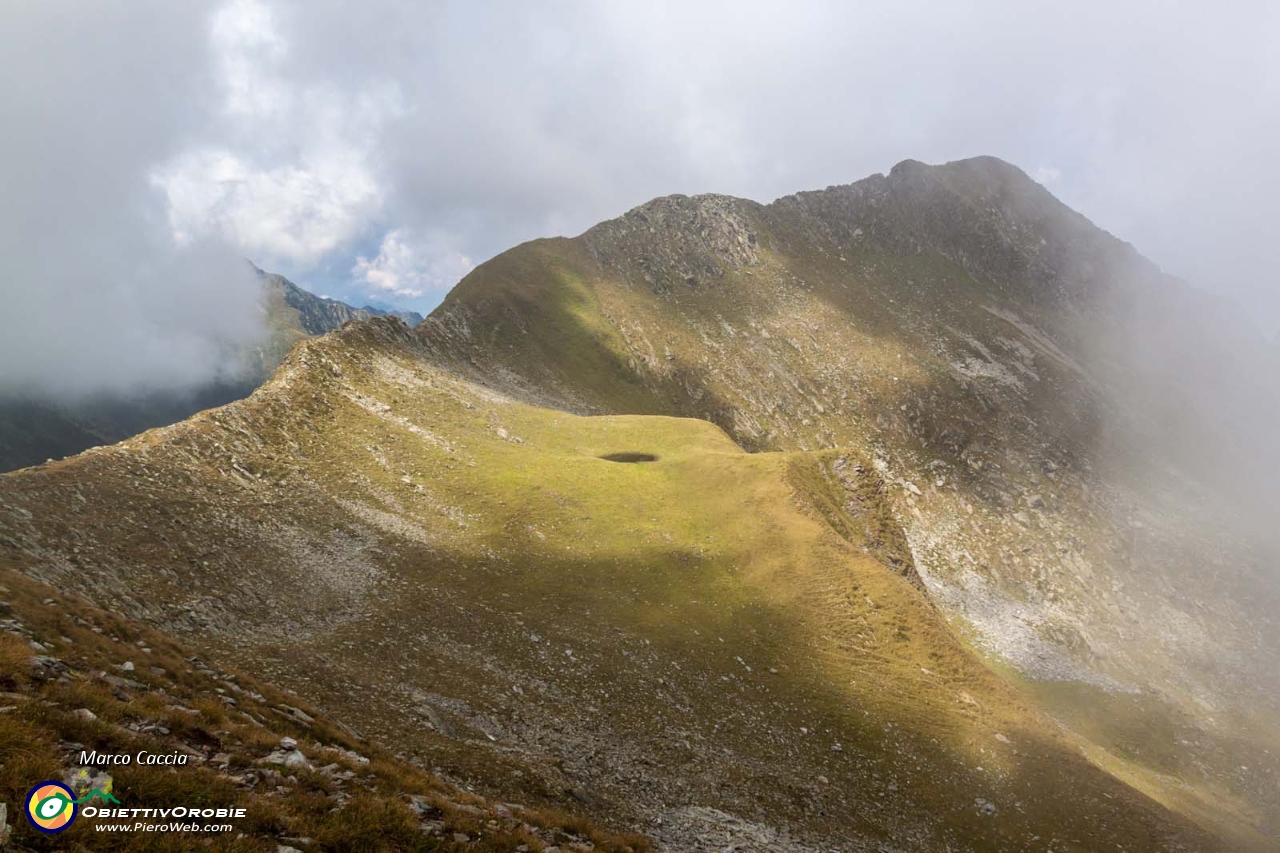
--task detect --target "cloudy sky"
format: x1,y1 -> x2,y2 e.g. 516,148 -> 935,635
1,0 -> 1278,396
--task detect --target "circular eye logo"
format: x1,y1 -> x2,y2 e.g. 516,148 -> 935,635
25,781 -> 77,833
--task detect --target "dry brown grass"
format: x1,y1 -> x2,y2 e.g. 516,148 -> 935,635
0,629 -> 31,689
0,563 -> 655,852
309,794 -> 424,851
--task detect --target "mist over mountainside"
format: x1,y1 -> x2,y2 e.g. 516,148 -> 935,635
0,384 -> 256,478
2,158 -> 1278,851
0,272 -> 420,473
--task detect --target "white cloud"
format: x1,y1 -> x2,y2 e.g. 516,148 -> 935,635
352,229 -> 474,299
0,3 -> 268,399
150,0 -> 399,267
152,144 -> 382,264
210,0 -> 288,118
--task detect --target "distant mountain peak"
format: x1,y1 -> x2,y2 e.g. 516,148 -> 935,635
257,269 -> 423,333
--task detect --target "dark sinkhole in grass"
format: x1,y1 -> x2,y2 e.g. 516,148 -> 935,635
599,452 -> 659,463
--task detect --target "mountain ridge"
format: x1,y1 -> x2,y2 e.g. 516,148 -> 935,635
2,156 -> 1278,851
263,268 -> 425,334
0,271 -> 420,474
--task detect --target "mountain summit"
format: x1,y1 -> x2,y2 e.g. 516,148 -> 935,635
2,158 -> 1277,851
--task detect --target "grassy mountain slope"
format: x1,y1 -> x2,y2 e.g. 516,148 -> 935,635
0,318 -> 1251,851
416,157 -> 1280,845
